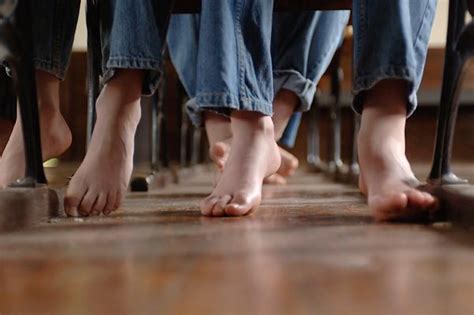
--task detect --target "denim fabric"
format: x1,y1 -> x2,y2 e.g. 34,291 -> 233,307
272,11 -> 349,113
168,10 -> 349,127
352,0 -> 437,116
168,0 -> 275,127
32,0 -> 164,94
99,0 -> 165,95
32,0 -> 80,80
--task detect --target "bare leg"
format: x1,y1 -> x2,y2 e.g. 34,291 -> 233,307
0,71 -> 71,187
201,112 -> 280,216
64,70 -> 143,217
358,79 -> 437,221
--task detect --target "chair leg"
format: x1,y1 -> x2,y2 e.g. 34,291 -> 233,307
428,0 -> 470,185
307,92 -> 324,171
327,64 -> 346,180
191,127 -> 202,166
179,88 -> 189,168
86,0 -> 101,147
348,114 -> 360,185
5,0 -> 46,186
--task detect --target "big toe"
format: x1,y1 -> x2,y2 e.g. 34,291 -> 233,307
224,192 -> 260,217
370,193 -> 408,222
64,181 -> 86,217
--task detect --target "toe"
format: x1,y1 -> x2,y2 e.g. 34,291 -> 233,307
78,190 -> 97,217
103,192 -> 118,216
64,181 -> 87,217
91,193 -> 107,216
405,189 -> 427,209
371,193 -> 408,222
225,193 -> 260,217
200,195 -> 219,216
212,195 -> 232,216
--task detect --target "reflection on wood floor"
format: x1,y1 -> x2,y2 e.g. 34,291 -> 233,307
1,163 -> 474,315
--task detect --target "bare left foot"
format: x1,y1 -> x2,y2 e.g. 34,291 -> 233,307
201,112 -> 280,216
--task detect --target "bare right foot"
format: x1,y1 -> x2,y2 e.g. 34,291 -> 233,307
0,71 -> 71,187
201,112 -> 280,216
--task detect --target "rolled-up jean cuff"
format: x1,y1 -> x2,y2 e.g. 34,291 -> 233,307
34,59 -> 67,81
273,70 -> 316,112
103,57 -> 163,96
352,65 -> 418,117
186,92 -> 273,128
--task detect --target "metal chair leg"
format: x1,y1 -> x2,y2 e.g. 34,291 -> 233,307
348,114 -> 360,185
130,80 -> 166,192
327,62 -> 347,181
428,0 -> 471,185
86,0 -> 101,147
307,91 -> 324,171
0,0 -> 46,186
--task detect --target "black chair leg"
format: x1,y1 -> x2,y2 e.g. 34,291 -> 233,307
86,0 -> 101,146
0,0 -> 46,186
428,0 -> 471,185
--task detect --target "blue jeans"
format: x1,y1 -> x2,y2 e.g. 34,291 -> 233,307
352,0 -> 437,116
32,0 -> 164,95
168,9 -> 350,128
169,0 -> 436,127
32,0 -> 81,80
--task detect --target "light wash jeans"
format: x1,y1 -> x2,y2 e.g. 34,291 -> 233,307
32,0 -> 164,95
169,0 -> 436,130
168,10 -> 350,148
33,0 -> 436,125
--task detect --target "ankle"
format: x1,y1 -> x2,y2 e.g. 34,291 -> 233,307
363,79 -> 408,116
231,112 -> 275,137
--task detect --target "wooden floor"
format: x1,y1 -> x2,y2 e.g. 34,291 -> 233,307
2,164 -> 474,315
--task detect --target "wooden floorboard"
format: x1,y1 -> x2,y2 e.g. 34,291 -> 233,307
1,164 -> 474,314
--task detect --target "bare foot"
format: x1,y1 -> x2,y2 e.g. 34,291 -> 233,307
358,80 -> 437,221
0,71 -> 71,187
204,88 -> 300,185
64,70 -> 143,217
201,112 -> 280,216
209,140 -> 298,185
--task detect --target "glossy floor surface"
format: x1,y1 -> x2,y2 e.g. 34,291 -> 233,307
1,164 -> 474,315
